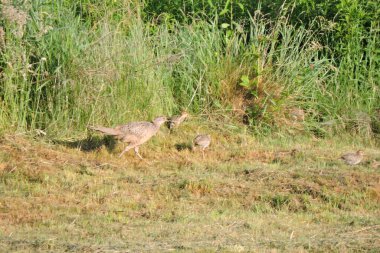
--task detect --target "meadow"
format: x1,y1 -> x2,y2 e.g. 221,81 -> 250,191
0,0 -> 379,252
0,123 -> 379,252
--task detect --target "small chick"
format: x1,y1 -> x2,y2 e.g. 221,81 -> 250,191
370,160 -> 380,169
273,148 -> 299,162
193,134 -> 211,158
340,150 -> 364,165
168,111 -> 189,131
274,149 -> 298,161
289,108 -> 305,122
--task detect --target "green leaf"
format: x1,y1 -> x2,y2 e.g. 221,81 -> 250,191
241,75 -> 249,83
219,0 -> 230,16
207,0 -> 215,8
250,90 -> 258,98
219,9 -> 228,16
221,23 -> 230,29
239,75 -> 251,88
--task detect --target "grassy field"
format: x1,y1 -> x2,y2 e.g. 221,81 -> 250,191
0,120 -> 379,252
1,1 -> 379,251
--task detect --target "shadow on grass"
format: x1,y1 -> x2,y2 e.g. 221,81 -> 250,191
53,135 -> 117,153
175,142 -> 193,151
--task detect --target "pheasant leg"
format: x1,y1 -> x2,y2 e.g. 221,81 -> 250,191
119,144 -> 134,157
134,146 -> 143,159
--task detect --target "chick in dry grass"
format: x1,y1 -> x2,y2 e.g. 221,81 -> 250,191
192,134 -> 211,158
168,111 -> 189,132
340,150 -> 364,165
89,116 -> 167,159
274,148 -> 298,160
273,149 -> 298,162
289,108 -> 305,122
370,160 -> 380,169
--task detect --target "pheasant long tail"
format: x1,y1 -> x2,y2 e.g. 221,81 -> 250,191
88,126 -> 122,136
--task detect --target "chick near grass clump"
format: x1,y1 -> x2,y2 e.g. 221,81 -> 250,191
341,150 -> 364,165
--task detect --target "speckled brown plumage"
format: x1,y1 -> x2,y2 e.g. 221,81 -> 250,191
341,150 -> 364,165
89,116 -> 167,159
193,134 -> 211,157
168,111 -> 189,131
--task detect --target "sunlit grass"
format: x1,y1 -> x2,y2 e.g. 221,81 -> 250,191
0,125 -> 379,251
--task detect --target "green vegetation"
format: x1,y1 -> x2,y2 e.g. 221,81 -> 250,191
0,0 -> 378,136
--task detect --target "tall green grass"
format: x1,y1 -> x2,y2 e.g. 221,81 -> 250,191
0,1 -> 378,137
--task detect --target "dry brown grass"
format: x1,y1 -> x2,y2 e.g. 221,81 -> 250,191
0,126 -> 379,252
